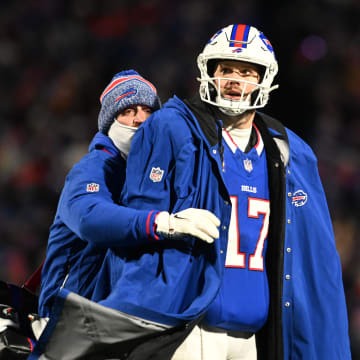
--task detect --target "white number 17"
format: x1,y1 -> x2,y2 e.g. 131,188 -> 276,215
225,196 -> 270,271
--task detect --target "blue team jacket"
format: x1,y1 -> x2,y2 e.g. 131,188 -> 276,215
38,132 -> 159,317
116,96 -> 351,359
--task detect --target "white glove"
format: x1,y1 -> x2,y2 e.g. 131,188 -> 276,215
29,314 -> 49,340
155,208 -> 220,243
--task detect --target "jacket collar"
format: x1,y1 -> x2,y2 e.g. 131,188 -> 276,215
184,93 -> 220,147
88,132 -> 121,157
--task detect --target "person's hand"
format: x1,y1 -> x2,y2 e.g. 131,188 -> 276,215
155,208 -> 220,243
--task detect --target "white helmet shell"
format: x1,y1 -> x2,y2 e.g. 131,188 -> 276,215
197,24 -> 279,115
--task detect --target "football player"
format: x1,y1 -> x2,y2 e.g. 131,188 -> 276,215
121,24 -> 351,359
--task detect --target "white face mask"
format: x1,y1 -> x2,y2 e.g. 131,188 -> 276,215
108,120 -> 137,158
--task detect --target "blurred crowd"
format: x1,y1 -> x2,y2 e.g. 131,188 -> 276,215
0,0 -> 359,356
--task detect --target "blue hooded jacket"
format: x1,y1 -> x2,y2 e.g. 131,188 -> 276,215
109,95 -> 350,359
39,132 -> 159,317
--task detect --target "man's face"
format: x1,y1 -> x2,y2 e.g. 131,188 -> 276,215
213,60 -> 261,101
116,105 -> 153,127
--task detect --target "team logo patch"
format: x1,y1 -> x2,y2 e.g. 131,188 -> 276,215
149,167 -> 164,182
292,190 -> 308,207
243,159 -> 253,172
86,183 -> 100,192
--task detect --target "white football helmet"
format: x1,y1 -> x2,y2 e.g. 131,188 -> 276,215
197,24 -> 279,116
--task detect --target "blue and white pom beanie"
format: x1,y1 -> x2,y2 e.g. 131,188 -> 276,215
98,70 -> 161,134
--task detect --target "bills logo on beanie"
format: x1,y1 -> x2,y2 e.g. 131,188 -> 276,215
98,70 -> 161,134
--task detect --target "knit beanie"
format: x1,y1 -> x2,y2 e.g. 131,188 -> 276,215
98,70 -> 161,134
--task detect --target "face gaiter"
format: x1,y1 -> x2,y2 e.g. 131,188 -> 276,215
108,120 -> 137,158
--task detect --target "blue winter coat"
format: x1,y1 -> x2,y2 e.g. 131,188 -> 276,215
110,95 -> 350,359
38,132 -> 159,317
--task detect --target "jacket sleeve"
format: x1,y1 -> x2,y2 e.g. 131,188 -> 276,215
57,153 -> 159,248
122,109 -> 198,213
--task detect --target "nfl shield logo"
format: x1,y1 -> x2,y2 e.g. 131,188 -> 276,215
149,167 -> 164,182
86,183 -> 100,192
243,159 -> 253,172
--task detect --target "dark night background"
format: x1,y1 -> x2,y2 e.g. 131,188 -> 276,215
0,0 -> 359,356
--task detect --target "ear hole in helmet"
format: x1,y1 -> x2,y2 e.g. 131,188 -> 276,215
207,59 -> 220,77
257,65 -> 266,82
208,81 -> 217,100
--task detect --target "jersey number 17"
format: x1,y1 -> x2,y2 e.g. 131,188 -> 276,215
225,196 -> 270,271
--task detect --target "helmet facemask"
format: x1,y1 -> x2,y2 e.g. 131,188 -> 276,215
199,71 -> 277,116
197,24 -> 279,116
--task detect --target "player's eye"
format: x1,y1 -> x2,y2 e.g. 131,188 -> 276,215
221,67 -> 232,74
142,106 -> 153,114
119,108 -> 135,117
237,68 -> 259,80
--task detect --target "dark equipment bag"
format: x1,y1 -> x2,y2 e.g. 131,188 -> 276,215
0,263 -> 42,359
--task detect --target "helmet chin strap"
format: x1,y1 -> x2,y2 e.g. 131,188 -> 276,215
216,94 -> 251,116
217,104 -> 247,116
